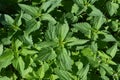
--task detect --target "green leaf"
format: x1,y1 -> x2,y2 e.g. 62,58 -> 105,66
14,11 -> 23,26
73,0 -> 84,7
77,64 -> 89,80
90,41 -> 98,53
12,39 -> 22,52
54,68 -> 73,80
106,43 -> 117,58
106,1 -> 119,16
75,61 -> 83,70
81,48 -> 99,67
71,4 -> 79,14
41,0 -> 53,12
36,62 -> 49,79
81,48 -> 93,57
73,22 -> 91,38
50,74 -> 59,80
0,44 -> 3,56
100,67 -> 106,76
91,16 -> 106,30
98,51 -> 110,59
47,0 -> 62,13
0,0 -> 120,79
90,0 -> 98,4
109,20 -> 119,32
66,37 -> 89,46
101,76 -> 109,80
88,5 -> 104,16
22,67 -> 33,78
57,21 -> 69,41
101,32 -> 116,42
100,63 -> 114,75
34,41 -> 57,50
12,56 -> 25,76
25,19 -> 41,35
57,48 -> 73,71
1,37 -> 11,45
2,14 -> 14,26
38,48 -> 56,61
41,14 -> 56,24
20,48 -> 38,56
41,0 -> 62,13
36,64 -> 45,79
22,13 -> 32,21
19,4 -> 39,17
0,49 -> 14,71
45,23 -> 58,41
107,59 -> 117,65
19,34 -> 33,45
0,76 -> 10,80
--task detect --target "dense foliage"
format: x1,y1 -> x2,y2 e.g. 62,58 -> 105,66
0,0 -> 120,80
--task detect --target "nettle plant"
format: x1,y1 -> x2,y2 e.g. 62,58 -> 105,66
0,0 -> 120,80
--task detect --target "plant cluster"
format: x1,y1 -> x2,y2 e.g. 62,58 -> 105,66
0,0 -> 120,80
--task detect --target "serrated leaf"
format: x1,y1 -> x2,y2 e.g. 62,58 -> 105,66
54,68 -> 73,80
71,4 -> 79,14
66,37 -> 89,46
100,63 -> 114,75
41,14 -> 56,24
73,0 -> 84,7
106,1 -> 119,16
2,14 -> 14,26
1,14 -> 19,31
73,22 -> 91,38
14,11 -> 23,26
110,21 -> 118,32
88,5 -> 104,16
38,48 -> 56,61
81,48 -> 99,67
107,59 -> 117,65
25,19 -> 41,35
101,76 -> 109,80
22,67 -> 33,78
19,4 -> 39,17
1,37 -> 11,45
34,41 -> 57,50
98,51 -> 110,59
100,67 -> 106,76
0,49 -> 14,71
45,23 -> 58,41
91,16 -> 106,30
90,41 -> 98,53
41,0 -> 62,13
12,39 -> 22,53
20,48 -> 38,56
106,43 -> 117,58
36,65 -> 45,79
41,0 -> 53,12
12,56 -> 25,76
22,13 -> 32,21
57,21 -> 69,41
47,0 -> 62,13
19,34 -> 33,45
77,64 -> 89,80
101,33 -> 116,42
57,48 -> 72,71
